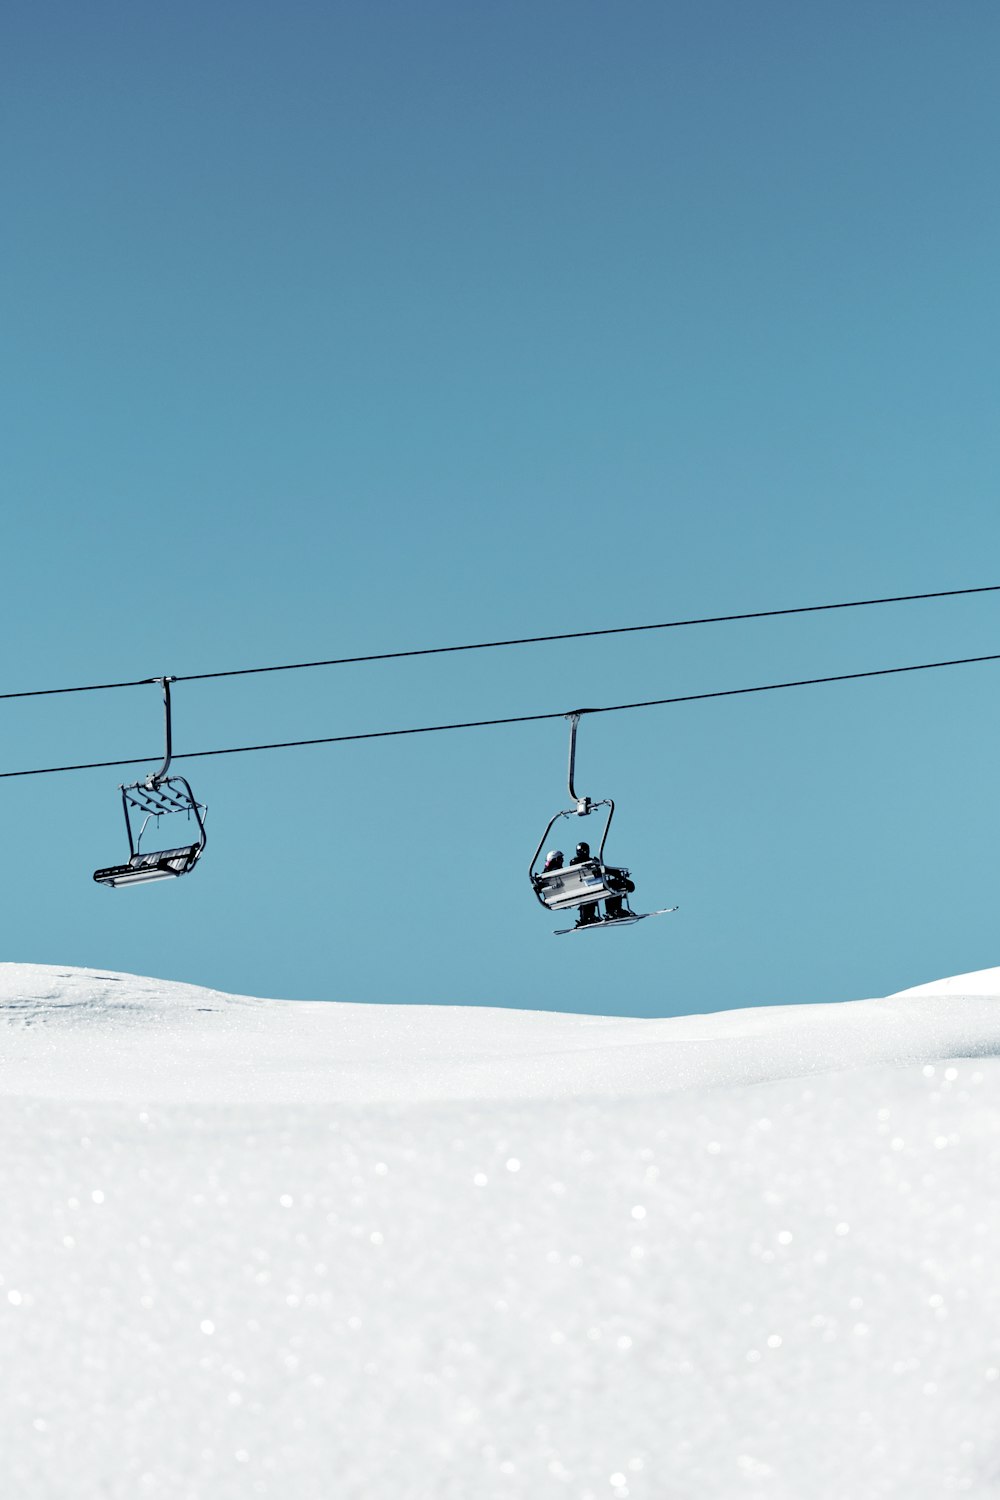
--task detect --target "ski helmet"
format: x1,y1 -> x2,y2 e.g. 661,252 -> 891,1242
575,841 -> 591,858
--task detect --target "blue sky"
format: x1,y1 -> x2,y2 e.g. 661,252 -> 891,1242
3,0 -> 999,1015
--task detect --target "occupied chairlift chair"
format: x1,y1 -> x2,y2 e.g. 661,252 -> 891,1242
529,712 -> 633,921
93,677 -> 207,888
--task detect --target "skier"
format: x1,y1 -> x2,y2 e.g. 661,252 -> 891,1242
603,865 -> 636,921
570,842 -> 600,927
571,841 -> 636,923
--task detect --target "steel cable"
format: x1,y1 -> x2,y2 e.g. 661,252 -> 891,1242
2,648 -> 998,779
1,582 -> 997,701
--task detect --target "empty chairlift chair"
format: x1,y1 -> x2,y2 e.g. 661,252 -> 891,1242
93,677 -> 207,888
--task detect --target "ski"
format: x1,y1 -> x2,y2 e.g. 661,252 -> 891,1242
554,906 -> 678,935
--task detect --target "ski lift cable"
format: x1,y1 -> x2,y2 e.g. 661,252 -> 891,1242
1,583 -> 998,701
2,647 -> 999,780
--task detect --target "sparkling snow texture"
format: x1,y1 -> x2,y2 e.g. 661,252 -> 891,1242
2,962 -> 1000,1499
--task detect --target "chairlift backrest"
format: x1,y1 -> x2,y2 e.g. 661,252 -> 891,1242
120,774 -> 207,856
125,780 -> 199,819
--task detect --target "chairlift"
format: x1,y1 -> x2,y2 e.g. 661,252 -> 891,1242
529,712 -> 637,929
93,677 -> 207,888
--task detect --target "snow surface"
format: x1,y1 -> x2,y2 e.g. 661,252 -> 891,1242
2,962 -> 1000,1499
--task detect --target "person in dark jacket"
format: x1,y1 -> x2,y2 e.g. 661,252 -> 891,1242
570,842 -> 600,927
603,865 -> 636,920
571,841 -> 637,923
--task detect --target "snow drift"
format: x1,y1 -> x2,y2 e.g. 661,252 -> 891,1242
2,962 -> 999,1498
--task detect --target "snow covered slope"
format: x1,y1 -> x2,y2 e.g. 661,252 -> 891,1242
2,963 -> 1000,1499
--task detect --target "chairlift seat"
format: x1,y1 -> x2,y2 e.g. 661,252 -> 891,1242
93,844 -> 202,888
533,860 -> 620,912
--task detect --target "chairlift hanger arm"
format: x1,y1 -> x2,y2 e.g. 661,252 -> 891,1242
566,710 -> 595,806
150,676 -> 175,785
